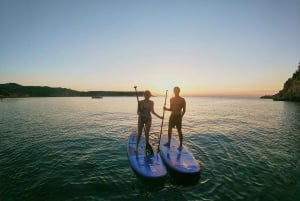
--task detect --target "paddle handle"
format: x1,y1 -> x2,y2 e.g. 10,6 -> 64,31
134,86 -> 141,113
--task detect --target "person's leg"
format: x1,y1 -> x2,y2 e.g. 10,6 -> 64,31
164,116 -> 173,146
177,117 -> 183,150
136,118 -> 143,152
177,128 -> 183,150
145,120 -> 154,155
164,123 -> 172,146
145,120 -> 151,148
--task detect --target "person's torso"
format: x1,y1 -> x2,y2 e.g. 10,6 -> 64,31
170,97 -> 185,115
139,100 -> 152,119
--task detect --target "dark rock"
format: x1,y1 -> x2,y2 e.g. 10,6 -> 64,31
260,95 -> 274,99
273,62 -> 300,101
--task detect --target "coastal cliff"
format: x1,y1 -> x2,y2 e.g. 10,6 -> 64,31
272,63 -> 300,101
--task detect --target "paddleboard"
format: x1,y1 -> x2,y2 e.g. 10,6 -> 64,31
159,134 -> 200,176
127,131 -> 167,179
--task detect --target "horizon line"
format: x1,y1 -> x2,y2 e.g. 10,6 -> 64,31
0,82 -> 278,98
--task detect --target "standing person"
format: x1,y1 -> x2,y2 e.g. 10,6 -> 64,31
136,90 -> 162,154
164,86 -> 186,150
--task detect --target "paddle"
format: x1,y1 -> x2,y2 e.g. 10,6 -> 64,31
133,86 -> 153,155
157,90 -> 168,153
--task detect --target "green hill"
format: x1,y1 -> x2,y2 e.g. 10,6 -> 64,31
0,83 -> 141,98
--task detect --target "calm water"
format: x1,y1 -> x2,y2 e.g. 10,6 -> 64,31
0,97 -> 299,201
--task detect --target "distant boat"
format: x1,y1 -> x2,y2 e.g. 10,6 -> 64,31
91,95 -> 103,99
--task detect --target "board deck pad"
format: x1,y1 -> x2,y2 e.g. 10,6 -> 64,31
127,132 -> 167,179
159,134 -> 200,175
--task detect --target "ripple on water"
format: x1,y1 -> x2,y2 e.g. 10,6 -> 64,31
1,97 -> 300,201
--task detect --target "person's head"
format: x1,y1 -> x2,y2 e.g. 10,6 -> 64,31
173,86 -> 180,96
144,90 -> 152,99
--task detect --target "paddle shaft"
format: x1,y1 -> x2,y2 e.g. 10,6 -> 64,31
158,90 -> 168,152
134,86 -> 142,113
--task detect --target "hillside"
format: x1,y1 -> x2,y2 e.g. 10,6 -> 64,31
272,63 -> 300,101
0,83 -> 141,98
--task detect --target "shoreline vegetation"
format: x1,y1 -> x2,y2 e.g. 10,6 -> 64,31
0,83 -> 143,98
260,62 -> 300,102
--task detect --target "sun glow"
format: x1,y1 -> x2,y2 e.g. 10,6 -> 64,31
150,79 -> 196,97
153,80 -> 175,94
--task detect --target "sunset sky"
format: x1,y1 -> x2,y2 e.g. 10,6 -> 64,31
1,0 -> 300,96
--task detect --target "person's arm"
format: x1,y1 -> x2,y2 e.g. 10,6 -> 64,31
181,98 -> 186,117
151,101 -> 163,119
163,107 -> 171,111
163,99 -> 172,111
152,110 -> 162,119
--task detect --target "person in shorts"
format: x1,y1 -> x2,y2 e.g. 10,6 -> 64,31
164,86 -> 186,150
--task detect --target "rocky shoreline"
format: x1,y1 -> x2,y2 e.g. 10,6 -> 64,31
261,62 -> 300,102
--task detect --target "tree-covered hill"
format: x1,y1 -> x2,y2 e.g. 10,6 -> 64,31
273,63 -> 300,101
0,83 -> 141,97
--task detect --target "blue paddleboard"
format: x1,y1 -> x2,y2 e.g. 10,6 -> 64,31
159,134 -> 200,175
127,132 -> 167,179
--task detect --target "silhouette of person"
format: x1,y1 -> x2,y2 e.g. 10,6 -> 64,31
136,90 -> 162,154
164,86 -> 186,150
